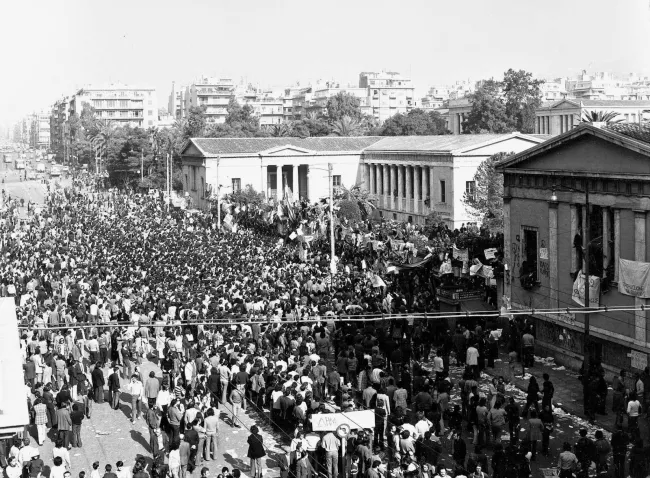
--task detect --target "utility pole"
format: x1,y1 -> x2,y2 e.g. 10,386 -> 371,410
329,162 -> 335,278
217,155 -> 221,231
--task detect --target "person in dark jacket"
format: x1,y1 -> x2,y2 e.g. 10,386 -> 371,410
91,363 -> 105,403
611,429 -> 629,478
247,425 -> 265,478
108,367 -> 121,409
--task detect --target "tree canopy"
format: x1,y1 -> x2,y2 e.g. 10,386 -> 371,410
326,92 -> 364,122
379,109 -> 449,136
464,70 -> 543,134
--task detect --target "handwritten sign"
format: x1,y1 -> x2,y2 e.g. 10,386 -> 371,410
539,248 -> 548,260
629,350 -> 648,370
311,410 -> 375,432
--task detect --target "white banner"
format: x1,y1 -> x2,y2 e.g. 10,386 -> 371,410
453,245 -> 469,262
311,410 -> 375,431
572,271 -> 600,307
619,258 -> 650,298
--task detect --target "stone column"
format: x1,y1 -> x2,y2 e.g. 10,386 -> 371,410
390,165 -> 397,210
397,165 -> 404,211
429,167 -> 435,204
413,166 -> 421,215
261,165 -> 268,199
635,210 -> 647,342
383,164 -> 389,207
405,165 -> 412,212
292,164 -> 299,197
549,201 -> 559,309
614,209 -> 621,282
305,166 -> 310,201
364,164 -> 370,190
369,164 -> 376,195
503,197 -> 512,300
570,204 -> 578,272
602,207 -> 611,272
375,164 -> 382,196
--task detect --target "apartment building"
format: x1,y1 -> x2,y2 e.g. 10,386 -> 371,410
50,97 -> 69,158
359,71 -> 415,123
29,110 -> 50,148
69,83 -> 158,128
168,82 -> 186,119
184,78 -> 236,124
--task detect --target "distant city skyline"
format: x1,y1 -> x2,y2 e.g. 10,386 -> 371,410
2,0 -> 649,129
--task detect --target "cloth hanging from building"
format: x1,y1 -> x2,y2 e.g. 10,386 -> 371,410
619,258 -> 650,298
572,270 -> 600,307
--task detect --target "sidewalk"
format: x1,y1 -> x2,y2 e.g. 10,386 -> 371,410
487,349 -> 618,432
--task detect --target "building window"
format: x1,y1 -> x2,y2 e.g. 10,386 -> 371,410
521,226 -> 539,286
192,167 -> 197,191
333,175 -> 341,187
148,110 -> 153,116
232,178 -> 241,192
465,181 -> 476,200
440,180 -> 446,203
119,100 -> 128,108
185,174 -> 188,190
106,100 -> 116,107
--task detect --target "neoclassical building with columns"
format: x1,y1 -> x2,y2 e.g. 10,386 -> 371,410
362,134 -> 544,228
498,122 -> 650,374
180,134 -> 544,228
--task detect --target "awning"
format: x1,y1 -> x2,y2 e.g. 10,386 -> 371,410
387,254 -> 433,272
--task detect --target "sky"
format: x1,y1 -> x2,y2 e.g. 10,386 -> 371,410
1,0 -> 649,131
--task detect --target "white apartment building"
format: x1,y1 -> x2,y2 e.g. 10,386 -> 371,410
29,110 -> 50,148
184,78 -> 236,124
168,82 -> 186,119
359,71 -> 415,123
69,83 -> 158,128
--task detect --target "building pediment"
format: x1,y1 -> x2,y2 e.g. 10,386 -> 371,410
262,145 -> 313,156
549,99 -> 581,110
498,124 -> 650,178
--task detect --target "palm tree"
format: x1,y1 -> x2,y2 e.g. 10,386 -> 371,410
148,127 -> 162,175
270,123 -> 292,137
331,116 -> 363,137
581,111 -> 623,124
89,119 -> 116,174
335,183 -> 376,219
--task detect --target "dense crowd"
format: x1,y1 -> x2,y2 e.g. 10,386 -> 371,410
0,179 -> 641,478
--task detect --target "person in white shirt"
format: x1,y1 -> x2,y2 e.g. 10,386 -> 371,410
5,457 -> 21,478
127,376 -> 144,422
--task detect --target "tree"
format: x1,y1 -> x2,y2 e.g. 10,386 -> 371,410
462,151 -> 511,234
270,123 -> 293,137
331,116 -> 364,137
581,110 -> 623,124
463,80 -> 513,134
326,92 -> 363,122
380,109 -> 449,136
89,119 -> 117,173
503,69 -> 544,134
225,184 -> 265,205
290,117 -> 332,137
335,183 -> 376,219
337,200 -> 362,222
184,106 -> 207,139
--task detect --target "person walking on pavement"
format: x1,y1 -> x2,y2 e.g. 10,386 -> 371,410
128,374 -> 144,422
522,330 -> 535,368
219,361 -> 231,405
146,407 -> 161,453
557,442 -> 578,478
55,403 -> 72,449
70,403 -> 84,448
540,404 -> 554,456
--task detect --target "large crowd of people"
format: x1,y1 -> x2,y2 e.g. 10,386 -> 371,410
0,177 -> 641,478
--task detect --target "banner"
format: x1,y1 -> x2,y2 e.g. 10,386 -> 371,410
311,410 -> 375,431
619,258 -> 650,298
453,245 -> 469,262
484,248 -> 497,260
572,270 -> 600,307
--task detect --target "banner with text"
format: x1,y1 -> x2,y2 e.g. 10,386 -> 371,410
311,410 -> 375,431
572,271 -> 600,307
619,258 -> 650,298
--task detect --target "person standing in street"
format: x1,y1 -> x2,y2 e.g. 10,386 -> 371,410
145,371 -> 160,409
70,403 -> 84,448
146,407 -> 161,453
321,430 -> 340,478
56,403 -> 72,449
108,367 -> 121,410
128,374 -> 144,422
32,398 -> 48,446
91,362 -> 105,404
247,425 -> 265,478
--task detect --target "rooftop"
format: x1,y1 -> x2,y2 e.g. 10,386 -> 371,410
187,136 -> 383,155
365,133 -> 542,153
